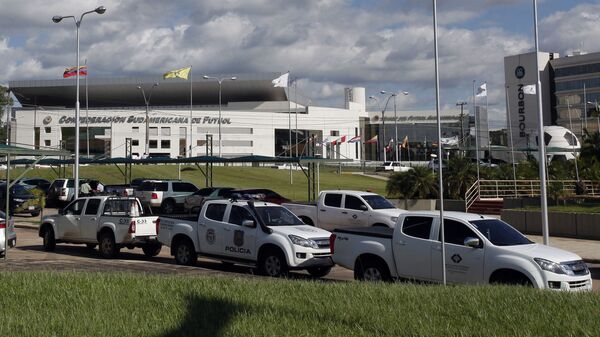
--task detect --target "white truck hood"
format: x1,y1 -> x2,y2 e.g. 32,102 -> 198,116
502,243 -> 583,263
372,208 -> 406,218
270,225 -> 331,239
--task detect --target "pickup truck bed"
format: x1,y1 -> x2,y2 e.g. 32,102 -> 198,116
333,227 -> 393,239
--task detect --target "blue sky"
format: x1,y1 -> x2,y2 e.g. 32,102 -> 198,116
0,0 -> 598,129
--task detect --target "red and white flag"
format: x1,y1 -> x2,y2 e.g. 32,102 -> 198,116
365,135 -> 378,144
348,135 -> 360,143
63,66 -> 88,78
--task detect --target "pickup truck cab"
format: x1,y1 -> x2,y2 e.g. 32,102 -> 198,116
39,196 -> 161,258
332,211 -> 592,291
158,199 -> 334,277
283,190 -> 406,230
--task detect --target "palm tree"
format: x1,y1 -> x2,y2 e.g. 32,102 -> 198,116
580,130 -> 600,161
386,166 -> 438,200
444,156 -> 476,199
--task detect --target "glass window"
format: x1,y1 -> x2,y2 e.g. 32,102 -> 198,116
161,127 -> 171,136
324,193 -> 342,208
344,195 -> 366,210
138,182 -> 168,191
228,205 -> 255,226
205,203 -> 227,222
44,140 -> 51,147
149,127 -> 158,136
84,199 -> 102,215
402,216 -> 433,240
195,188 -> 216,196
362,195 -> 395,209
65,199 -> 86,216
470,219 -> 533,246
440,219 -> 480,246
103,199 -> 143,216
132,127 -> 139,133
161,140 -> 170,149
179,127 -> 187,139
172,182 -> 198,192
254,206 -> 305,226
149,140 -> 158,149
44,127 -> 51,133
132,139 -> 139,146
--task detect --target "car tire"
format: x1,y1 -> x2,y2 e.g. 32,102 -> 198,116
86,243 -> 97,250
42,227 -> 56,252
161,199 -> 175,214
307,266 -> 332,278
259,250 -> 288,278
355,258 -> 391,282
142,243 -> 162,257
98,231 -> 119,259
174,238 -> 196,266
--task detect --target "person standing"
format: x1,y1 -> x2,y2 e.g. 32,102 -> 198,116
80,181 -> 92,196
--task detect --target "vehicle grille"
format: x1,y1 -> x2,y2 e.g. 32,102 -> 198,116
313,252 -> 331,257
568,279 -> 590,289
313,237 -> 330,249
562,260 -> 589,276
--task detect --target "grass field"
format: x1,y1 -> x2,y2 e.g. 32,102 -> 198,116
524,203 -> 600,214
4,164 -> 387,201
0,272 -> 597,337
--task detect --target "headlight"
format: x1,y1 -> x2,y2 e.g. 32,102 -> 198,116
288,235 -> 319,249
534,258 -> 573,275
391,216 -> 398,223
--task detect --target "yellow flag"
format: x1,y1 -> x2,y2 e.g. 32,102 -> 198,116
163,66 -> 191,80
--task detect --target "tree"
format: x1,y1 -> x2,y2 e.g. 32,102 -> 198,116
580,129 -> 600,161
444,156 -> 476,199
386,166 -> 438,200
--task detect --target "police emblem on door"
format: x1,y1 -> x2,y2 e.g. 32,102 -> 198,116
206,229 -> 216,245
234,230 -> 244,246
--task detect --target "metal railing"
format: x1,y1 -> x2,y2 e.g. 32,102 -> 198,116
465,179 -> 600,211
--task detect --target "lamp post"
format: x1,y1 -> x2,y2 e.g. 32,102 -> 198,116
137,83 -> 159,157
381,91 -> 408,162
379,93 -> 397,162
368,96 -> 381,160
456,101 -> 468,150
202,76 -> 237,157
52,6 -> 106,199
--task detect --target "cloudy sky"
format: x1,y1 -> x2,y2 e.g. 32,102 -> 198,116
0,0 -> 597,128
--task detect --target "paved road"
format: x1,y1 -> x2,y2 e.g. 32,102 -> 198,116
2,228 -> 598,291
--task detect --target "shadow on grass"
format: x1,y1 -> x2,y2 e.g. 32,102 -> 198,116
160,295 -> 244,337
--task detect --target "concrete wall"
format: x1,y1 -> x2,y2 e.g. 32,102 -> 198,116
393,199 -> 465,212
501,209 -> 600,240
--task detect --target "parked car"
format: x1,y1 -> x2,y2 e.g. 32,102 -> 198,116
18,178 -> 51,193
46,178 -> 104,205
283,190 -> 406,230
183,187 -> 236,213
0,210 -> 16,257
229,188 -> 290,205
104,184 -> 134,197
157,199 -> 334,277
39,196 -> 161,258
332,211 -> 592,291
427,159 -> 447,170
134,180 -> 199,214
0,183 -> 43,216
375,161 -> 413,173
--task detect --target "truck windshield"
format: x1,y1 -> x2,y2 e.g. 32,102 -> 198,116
254,206 -> 306,227
362,195 -> 395,209
470,219 -> 533,246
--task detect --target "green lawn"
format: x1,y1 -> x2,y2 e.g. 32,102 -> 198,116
0,272 -> 597,337
4,164 -> 387,201
523,204 -> 600,214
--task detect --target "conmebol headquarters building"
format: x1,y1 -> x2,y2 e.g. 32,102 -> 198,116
8,73 -> 367,160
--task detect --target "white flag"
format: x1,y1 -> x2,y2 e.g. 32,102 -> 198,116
272,72 -> 289,87
523,84 -> 536,95
476,83 -> 487,97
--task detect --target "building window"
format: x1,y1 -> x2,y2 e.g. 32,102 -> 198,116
132,139 -> 139,146
44,127 -> 51,134
44,140 -> 51,147
161,127 -> 171,136
149,127 -> 158,136
161,140 -> 170,149
149,140 -> 158,149
197,140 -> 207,147
132,127 -> 139,133
179,127 -> 187,139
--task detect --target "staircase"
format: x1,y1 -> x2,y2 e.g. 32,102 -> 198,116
467,199 -> 504,215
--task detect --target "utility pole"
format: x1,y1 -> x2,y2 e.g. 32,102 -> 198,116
456,101 -> 468,150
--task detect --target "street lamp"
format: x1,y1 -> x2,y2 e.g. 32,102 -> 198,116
377,93 -> 398,162
381,90 -> 409,162
202,75 -> 237,157
368,96 -> 382,161
52,6 -> 106,199
137,83 -> 159,157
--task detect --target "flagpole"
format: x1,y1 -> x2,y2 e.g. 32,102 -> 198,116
473,80 -> 480,181
533,0 -> 550,246
288,71 -> 292,184
189,65 -> 193,158
433,0 -> 446,286
505,85 -> 518,197
85,59 -> 89,158
295,80 -> 298,157
485,82 -> 490,165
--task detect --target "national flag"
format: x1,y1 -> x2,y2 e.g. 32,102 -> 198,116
401,136 -> 409,148
272,72 -> 289,87
63,66 -> 87,78
163,66 -> 191,80
348,135 -> 361,143
365,135 -> 378,144
331,138 -> 339,146
523,84 -> 536,95
476,82 -> 487,97
338,135 -> 347,143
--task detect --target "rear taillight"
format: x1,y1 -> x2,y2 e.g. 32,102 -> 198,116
0,221 -> 5,229
329,234 -> 336,254
155,218 -> 160,234
128,220 -> 136,234
151,193 -> 158,200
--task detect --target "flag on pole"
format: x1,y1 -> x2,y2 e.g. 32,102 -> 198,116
476,82 -> 487,97
385,138 -> 394,152
163,67 -> 191,80
272,72 -> 289,87
331,137 -> 339,146
523,84 -> 536,95
338,135 -> 347,143
401,136 -> 409,148
348,135 -> 361,143
365,135 -> 378,144
63,66 -> 87,78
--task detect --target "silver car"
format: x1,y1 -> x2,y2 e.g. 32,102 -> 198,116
0,210 -> 16,257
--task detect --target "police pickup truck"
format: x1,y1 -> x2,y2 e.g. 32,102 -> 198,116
157,199 -> 334,277
39,196 -> 161,258
332,211 -> 592,291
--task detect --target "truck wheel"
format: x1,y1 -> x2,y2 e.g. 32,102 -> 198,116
307,266 -> 332,278
99,231 -> 120,259
174,239 -> 196,266
42,227 -> 56,252
86,243 -> 97,250
142,244 -> 162,257
161,199 -> 175,214
259,250 -> 288,277
355,258 -> 391,282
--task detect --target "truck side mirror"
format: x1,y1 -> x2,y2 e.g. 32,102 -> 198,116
464,237 -> 481,248
359,204 -> 368,211
242,220 -> 256,228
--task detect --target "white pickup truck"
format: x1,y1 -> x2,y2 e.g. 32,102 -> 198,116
157,199 -> 334,277
332,211 -> 592,291
39,196 -> 161,258
283,190 -> 406,230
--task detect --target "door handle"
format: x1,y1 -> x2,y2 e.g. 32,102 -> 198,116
91,217 -> 96,221
320,209 -> 327,212
199,223 -> 206,227
341,211 -> 348,214
395,240 -> 406,246
75,217 -> 80,221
